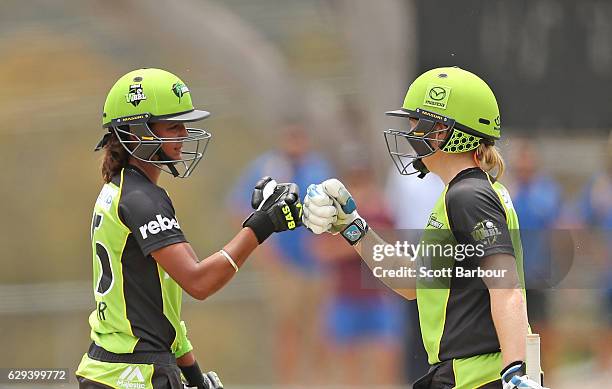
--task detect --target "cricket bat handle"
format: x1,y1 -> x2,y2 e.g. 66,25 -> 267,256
526,333 -> 545,386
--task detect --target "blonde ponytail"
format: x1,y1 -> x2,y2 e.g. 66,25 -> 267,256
475,143 -> 505,180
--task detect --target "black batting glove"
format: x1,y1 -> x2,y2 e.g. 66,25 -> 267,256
243,176 -> 303,243
180,362 -> 223,389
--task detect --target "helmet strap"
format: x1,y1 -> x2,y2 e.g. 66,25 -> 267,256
413,158 -> 430,179
94,132 -> 113,152
155,149 -> 180,177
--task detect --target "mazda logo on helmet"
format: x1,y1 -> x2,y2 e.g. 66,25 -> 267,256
429,87 -> 447,101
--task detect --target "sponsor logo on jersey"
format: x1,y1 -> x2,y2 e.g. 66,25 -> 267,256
96,185 -> 119,211
126,83 -> 147,106
116,366 -> 145,389
139,214 -> 180,239
498,187 -> 515,210
427,213 -> 444,229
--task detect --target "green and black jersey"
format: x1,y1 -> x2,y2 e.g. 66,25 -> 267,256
87,165 -> 192,357
416,168 -> 525,372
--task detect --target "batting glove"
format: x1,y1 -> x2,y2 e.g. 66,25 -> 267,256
183,371 -> 223,389
303,179 -> 368,245
180,360 -> 224,389
501,361 -> 546,389
243,176 -> 303,243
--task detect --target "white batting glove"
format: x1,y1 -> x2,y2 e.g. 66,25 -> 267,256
303,179 -> 368,245
303,183 -> 338,234
501,362 -> 546,389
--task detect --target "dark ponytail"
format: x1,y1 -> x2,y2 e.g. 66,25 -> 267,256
101,132 -> 129,183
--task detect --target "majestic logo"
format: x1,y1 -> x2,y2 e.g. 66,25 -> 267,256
139,214 -> 180,239
126,83 -> 147,107
172,82 -> 190,102
424,84 -> 451,110
117,366 -> 145,389
471,219 -> 501,245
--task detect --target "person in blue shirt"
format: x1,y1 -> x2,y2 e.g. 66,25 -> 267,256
508,138 -> 561,371
510,139 -> 562,289
574,133 -> 612,368
229,120 -> 333,384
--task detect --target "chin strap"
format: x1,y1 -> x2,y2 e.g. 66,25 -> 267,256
94,132 -> 112,152
156,149 -> 180,177
413,158 -> 430,179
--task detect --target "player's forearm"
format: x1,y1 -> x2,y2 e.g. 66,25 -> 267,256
190,228 -> 259,300
489,288 -> 528,366
355,228 -> 417,299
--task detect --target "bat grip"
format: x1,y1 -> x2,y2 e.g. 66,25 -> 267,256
526,333 -> 541,385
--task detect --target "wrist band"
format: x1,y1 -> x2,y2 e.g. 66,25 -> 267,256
219,249 -> 239,272
341,218 -> 368,246
179,361 -> 205,388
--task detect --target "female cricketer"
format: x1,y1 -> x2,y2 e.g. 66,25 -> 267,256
76,68 -> 303,389
303,67 -> 544,388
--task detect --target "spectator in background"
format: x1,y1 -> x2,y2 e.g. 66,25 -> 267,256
507,138 -> 562,370
312,151 -> 403,386
228,120 -> 333,384
574,132 -> 612,369
384,167 -> 444,385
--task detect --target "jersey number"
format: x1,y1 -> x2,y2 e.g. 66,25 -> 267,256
92,213 -> 114,295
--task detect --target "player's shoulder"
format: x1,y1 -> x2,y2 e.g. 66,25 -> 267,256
445,168 -> 502,211
119,167 -> 171,207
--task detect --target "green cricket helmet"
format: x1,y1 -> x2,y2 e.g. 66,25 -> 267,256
96,68 -> 212,178
384,66 -> 501,177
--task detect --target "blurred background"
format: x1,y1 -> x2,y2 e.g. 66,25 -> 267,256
0,0 -> 610,388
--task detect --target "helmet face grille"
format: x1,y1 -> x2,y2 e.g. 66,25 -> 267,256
383,108 -> 486,176
113,123 -> 212,178
441,129 -> 481,153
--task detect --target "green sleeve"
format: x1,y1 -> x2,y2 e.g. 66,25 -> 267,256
174,321 -> 194,359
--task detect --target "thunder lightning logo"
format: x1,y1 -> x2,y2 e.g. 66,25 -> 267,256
172,82 -> 190,102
